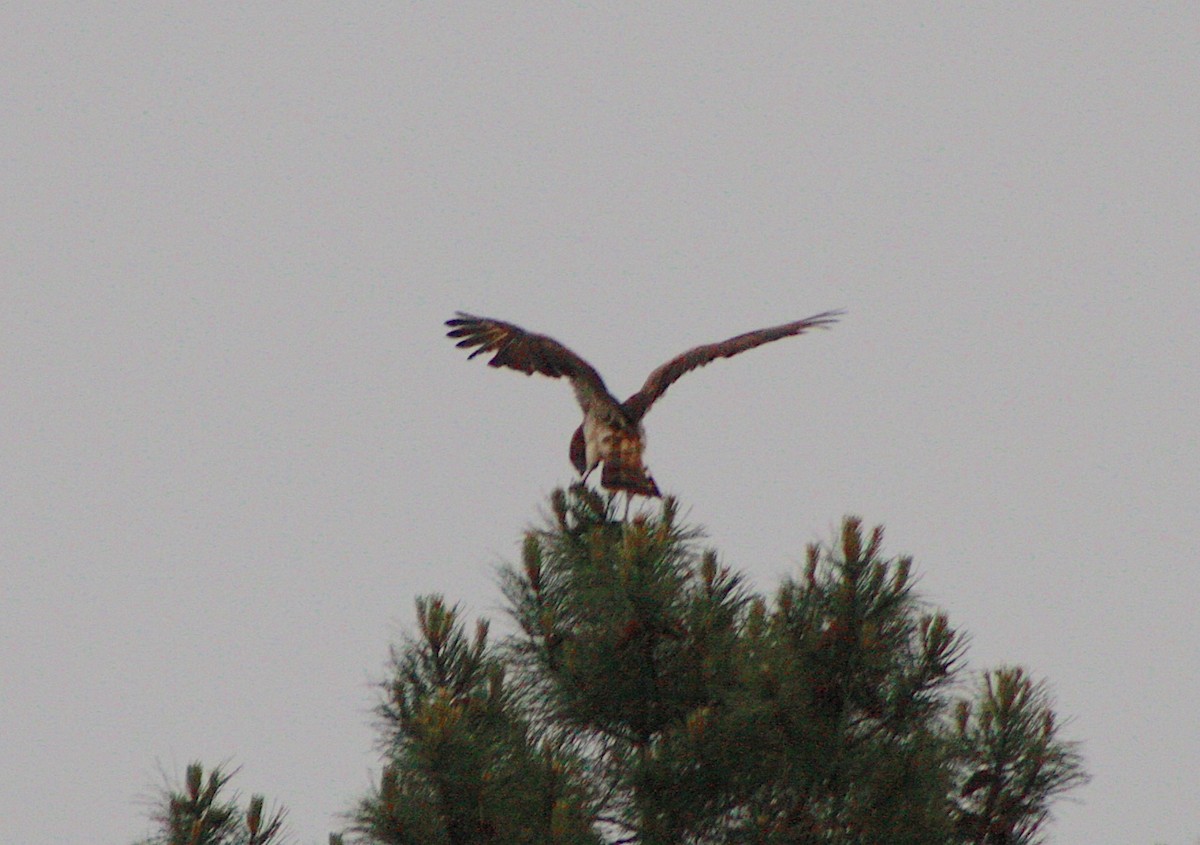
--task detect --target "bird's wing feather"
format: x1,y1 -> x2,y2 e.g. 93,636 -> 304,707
446,313 -> 616,412
622,310 -> 843,420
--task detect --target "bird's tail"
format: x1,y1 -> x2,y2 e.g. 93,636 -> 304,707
601,453 -> 661,498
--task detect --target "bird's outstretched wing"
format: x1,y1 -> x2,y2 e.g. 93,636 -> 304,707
622,310 -> 843,420
446,312 -> 615,410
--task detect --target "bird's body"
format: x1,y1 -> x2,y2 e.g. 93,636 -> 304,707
578,408 -> 655,495
446,310 -> 841,497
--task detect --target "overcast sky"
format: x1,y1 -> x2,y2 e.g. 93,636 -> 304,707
4,5 -> 1198,844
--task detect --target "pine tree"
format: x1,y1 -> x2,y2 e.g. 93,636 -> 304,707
135,762 -> 288,845
950,667 -> 1088,844
346,486 -> 1088,844
137,487 -> 1086,843
350,594 -> 601,845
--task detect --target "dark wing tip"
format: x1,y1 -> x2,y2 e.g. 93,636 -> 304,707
445,311 -> 478,329
804,308 -> 846,326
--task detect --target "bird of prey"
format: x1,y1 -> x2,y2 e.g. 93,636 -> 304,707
446,310 -> 842,498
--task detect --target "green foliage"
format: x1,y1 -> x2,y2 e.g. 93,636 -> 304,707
950,667 -> 1090,844
350,594 -> 602,845
348,486 -> 1088,845
138,487 -> 1088,845
135,762 -> 287,845
722,518 -> 965,844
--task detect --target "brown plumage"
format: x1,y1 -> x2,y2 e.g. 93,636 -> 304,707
446,310 -> 842,497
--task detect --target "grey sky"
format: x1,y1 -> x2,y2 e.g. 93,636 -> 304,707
4,5 -> 1197,844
